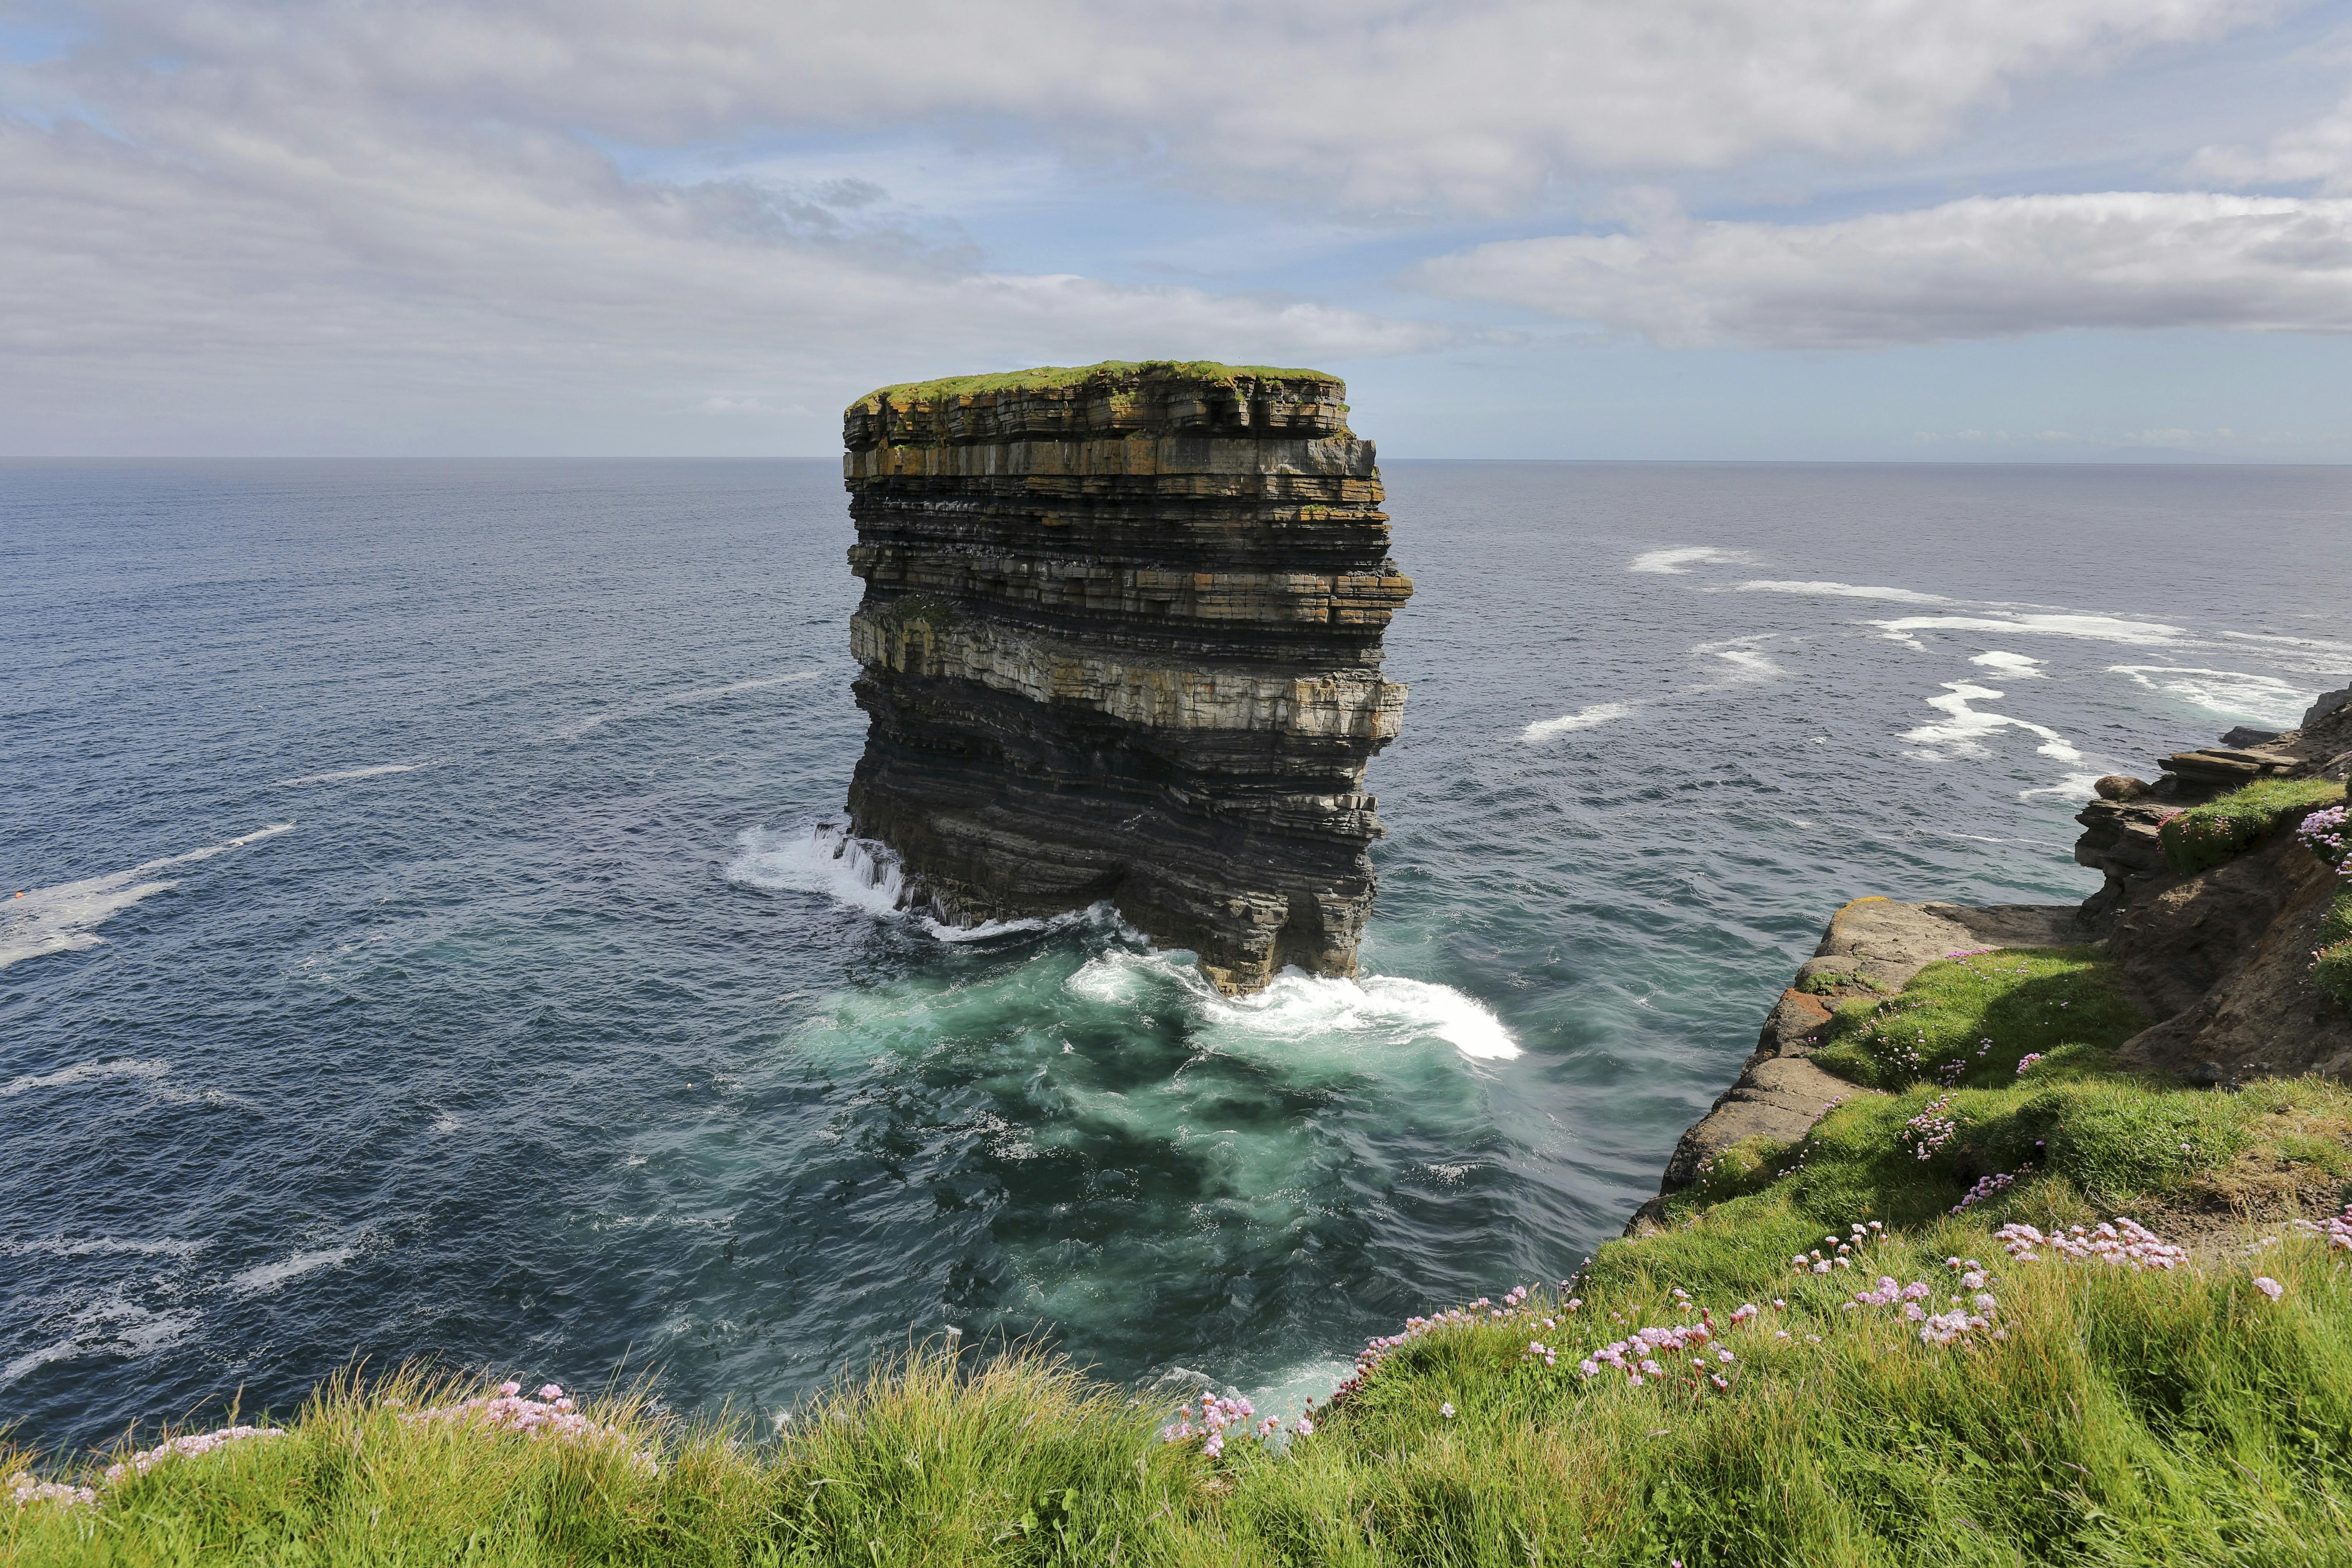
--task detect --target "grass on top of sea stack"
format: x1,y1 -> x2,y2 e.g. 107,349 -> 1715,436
849,360 -> 1338,411
13,947 -> 2352,1565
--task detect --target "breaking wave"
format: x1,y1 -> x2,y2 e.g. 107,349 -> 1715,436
726,822 -> 1102,944
726,822 -> 907,917
1066,948 -> 1520,1064
2108,666 -> 2312,726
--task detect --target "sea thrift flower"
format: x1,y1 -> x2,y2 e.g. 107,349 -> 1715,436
101,1425 -> 284,1486
1952,1170 -> 2017,1213
2287,1202 -> 2352,1250
2015,1054 -> 2045,1074
2254,1276 -> 2285,1301
2297,805 -> 2350,870
9,1474 -> 98,1510
1900,1096 -> 1960,1160
1439,1402 -> 1456,1419
1996,1218 -> 2186,1270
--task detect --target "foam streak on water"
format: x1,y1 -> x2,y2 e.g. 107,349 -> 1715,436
2,457 -> 2345,1454
1,825 -> 293,971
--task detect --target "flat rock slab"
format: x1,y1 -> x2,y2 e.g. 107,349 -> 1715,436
1626,898 -> 2087,1236
1797,898 -> 2095,996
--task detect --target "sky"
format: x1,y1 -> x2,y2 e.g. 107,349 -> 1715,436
3,0 -> 2352,458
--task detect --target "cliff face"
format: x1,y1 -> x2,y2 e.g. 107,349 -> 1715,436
2075,692 -> 2352,1081
840,361 -> 1411,993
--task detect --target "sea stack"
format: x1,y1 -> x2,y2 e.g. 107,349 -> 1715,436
840,360 -> 1411,993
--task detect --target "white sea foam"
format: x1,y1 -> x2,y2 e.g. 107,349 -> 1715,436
2218,628 -> 2352,668
1870,613 -> 2183,650
1731,579 -> 1948,604
0,824 -> 296,972
922,908 -> 1106,944
229,1242 -> 358,1295
728,823 -> 1109,945
726,823 -> 907,917
1203,970 -> 1522,1062
0,1235 -> 204,1261
1067,945 -> 1524,1067
1686,636 -> 1785,689
1971,651 -> 2045,678
2109,665 -> 2313,726
0,1059 -> 172,1100
2019,771 -> 2109,803
1901,681 -> 2082,764
559,671 -> 820,737
0,1295 -> 197,1385
273,762 -> 435,786
1522,702 -> 1636,743
1066,950 -> 1520,1064
1629,546 -> 1755,575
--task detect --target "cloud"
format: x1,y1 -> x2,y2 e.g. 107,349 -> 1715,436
0,0 -> 2317,450
0,97 -> 1449,451
28,0 -> 2279,211
1414,192 -> 2352,347
2192,85 -> 2352,193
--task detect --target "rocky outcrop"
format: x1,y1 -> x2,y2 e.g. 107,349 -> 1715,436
1625,899 -> 2087,1234
2083,696 -> 2352,1081
840,360 -> 1411,993
1628,690 -> 2352,1235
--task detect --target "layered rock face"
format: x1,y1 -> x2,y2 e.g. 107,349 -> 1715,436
840,361 -> 1411,993
2071,694 -> 2352,1079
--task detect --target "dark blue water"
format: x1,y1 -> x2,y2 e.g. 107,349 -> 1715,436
5,458 -> 2347,1450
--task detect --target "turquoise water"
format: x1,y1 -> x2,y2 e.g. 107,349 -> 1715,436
4,457 -> 2347,1449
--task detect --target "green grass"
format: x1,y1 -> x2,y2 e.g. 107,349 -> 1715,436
1806,946 -> 2148,1091
2158,777 -> 2345,875
849,360 -> 1338,411
13,948 -> 2352,1565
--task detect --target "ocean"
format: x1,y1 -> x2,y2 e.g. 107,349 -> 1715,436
3,457 -> 2347,1451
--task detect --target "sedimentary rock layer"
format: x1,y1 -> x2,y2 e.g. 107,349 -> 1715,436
840,361 -> 1411,993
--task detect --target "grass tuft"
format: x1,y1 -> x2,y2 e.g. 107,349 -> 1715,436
2158,776 -> 2344,874
1806,946 -> 2146,1091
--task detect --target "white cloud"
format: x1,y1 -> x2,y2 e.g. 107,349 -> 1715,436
2192,85 -> 2352,192
0,102 -> 1447,451
1415,192 -> 2352,347
0,0 -> 2327,449
35,0 -> 2282,211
